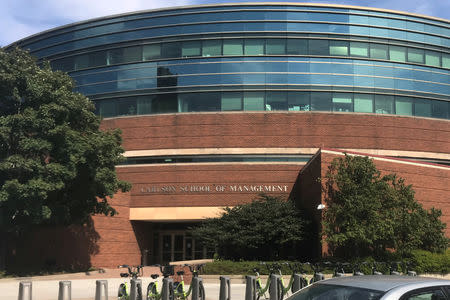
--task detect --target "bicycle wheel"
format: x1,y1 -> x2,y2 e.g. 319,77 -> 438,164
147,282 -> 157,300
118,283 -> 127,300
198,281 -> 206,300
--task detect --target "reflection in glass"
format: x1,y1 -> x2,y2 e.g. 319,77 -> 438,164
407,48 -> 424,64
109,46 -> 142,64
425,51 -> 440,67
117,97 -> 137,116
137,95 -> 153,115
182,41 -> 201,57
329,41 -> 349,56
244,39 -> 264,56
309,39 -> 329,55
287,39 -> 308,55
354,94 -> 373,113
98,99 -> 116,118
389,46 -> 406,62
223,39 -> 244,55
143,44 -> 161,60
288,92 -> 310,111
415,99 -> 431,117
266,39 -> 286,55
162,42 -> 181,59
395,96 -> 413,116
221,92 -> 242,111
350,42 -> 369,57
370,44 -> 388,60
266,92 -> 287,110
180,92 -> 220,112
431,100 -> 448,119
442,54 -> 450,69
375,95 -> 394,114
243,92 -> 264,111
332,93 -> 352,112
202,40 -> 222,57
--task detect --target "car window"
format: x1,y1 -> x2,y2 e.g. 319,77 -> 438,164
289,283 -> 383,300
404,289 -> 446,300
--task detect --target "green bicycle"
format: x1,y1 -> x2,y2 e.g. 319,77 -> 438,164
254,262 -> 276,300
118,264 -> 143,300
173,264 -> 206,300
147,265 -> 174,300
275,262 -> 308,300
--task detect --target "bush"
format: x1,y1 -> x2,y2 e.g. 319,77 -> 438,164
410,249 -> 450,274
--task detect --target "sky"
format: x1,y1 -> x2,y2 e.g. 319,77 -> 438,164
1,0 -> 449,47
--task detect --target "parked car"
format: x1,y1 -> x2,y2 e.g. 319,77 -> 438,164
287,275 -> 450,300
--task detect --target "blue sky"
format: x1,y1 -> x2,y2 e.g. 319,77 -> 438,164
1,0 -> 449,47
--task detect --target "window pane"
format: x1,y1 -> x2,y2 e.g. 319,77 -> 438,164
414,99 -> 431,117
221,92 -> 242,111
431,100 -> 448,119
244,39 -> 264,55
329,41 -> 349,56
389,46 -> 406,62
375,95 -> 394,114
425,51 -> 440,67
442,54 -> 450,69
395,96 -> 413,116
223,39 -> 243,56
179,92 -> 220,112
407,48 -> 424,64
370,44 -> 388,60
350,42 -> 369,57
75,55 -> 89,69
137,95 -> 153,115
266,39 -> 286,55
117,97 -> 137,116
287,39 -> 308,55
354,94 -> 373,113
288,92 -> 310,111
143,44 -> 161,60
202,40 -> 222,57
152,94 -> 178,113
309,39 -> 329,55
266,92 -> 287,111
161,42 -> 181,59
51,57 -> 75,72
89,51 -> 107,67
99,99 -> 116,117
243,92 -> 264,111
311,92 -> 332,111
332,93 -> 352,112
182,41 -> 201,57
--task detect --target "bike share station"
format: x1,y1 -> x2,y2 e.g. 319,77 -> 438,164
15,261 -> 415,300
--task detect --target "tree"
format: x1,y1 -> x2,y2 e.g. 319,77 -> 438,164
190,194 -> 311,260
321,154 -> 447,259
0,48 -> 131,234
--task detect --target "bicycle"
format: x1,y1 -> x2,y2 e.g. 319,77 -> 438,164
306,262 -> 324,284
173,264 -> 206,300
253,262 -> 276,300
276,262 -> 308,300
147,265 -> 174,300
118,264 -> 144,300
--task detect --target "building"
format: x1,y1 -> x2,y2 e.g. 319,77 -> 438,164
8,3 -> 449,268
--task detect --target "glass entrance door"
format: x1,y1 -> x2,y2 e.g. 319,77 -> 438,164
156,231 -> 212,264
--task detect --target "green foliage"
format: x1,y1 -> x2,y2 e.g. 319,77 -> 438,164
202,260 -> 312,275
190,194 -> 311,260
322,154 -> 447,259
410,249 -> 450,274
0,48 -> 131,233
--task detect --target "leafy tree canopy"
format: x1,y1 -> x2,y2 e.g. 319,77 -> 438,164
0,48 -> 131,233
322,154 -> 447,259
191,194 -> 311,260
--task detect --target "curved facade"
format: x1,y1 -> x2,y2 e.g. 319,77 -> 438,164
9,3 -> 450,267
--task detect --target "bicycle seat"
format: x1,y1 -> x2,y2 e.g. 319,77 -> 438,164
151,274 -> 159,279
177,271 -> 184,275
120,273 -> 129,278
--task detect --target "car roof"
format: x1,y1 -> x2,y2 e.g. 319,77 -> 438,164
318,275 -> 450,292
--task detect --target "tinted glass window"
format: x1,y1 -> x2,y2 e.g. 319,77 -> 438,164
309,39 -> 329,55
75,55 -> 89,70
202,40 -> 222,57
415,99 -> 432,117
223,39 -> 244,56
288,92 -> 310,111
221,92 -> 242,111
425,51 -> 440,67
182,41 -> 201,57
354,94 -> 373,113
405,288 -> 446,300
389,46 -> 406,62
244,39 -> 265,56
162,42 -> 181,59
370,44 -> 388,60
266,39 -> 286,55
136,95 -> 154,115
266,91 -> 287,111
350,42 -> 369,57
431,100 -> 448,119
442,54 -> 450,69
143,44 -> 161,60
89,51 -> 107,67
311,92 -> 332,111
407,48 -> 424,64
117,97 -> 137,116
287,39 -> 308,55
395,96 -> 413,116
243,92 -> 264,111
329,41 -> 349,56
332,93 -> 352,112
152,94 -> 178,113
109,46 -> 142,64
375,95 -> 394,114
179,92 -> 220,112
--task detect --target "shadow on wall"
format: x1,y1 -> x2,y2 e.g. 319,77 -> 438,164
7,218 -> 100,274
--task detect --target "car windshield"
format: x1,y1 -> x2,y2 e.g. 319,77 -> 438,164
289,283 -> 384,300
